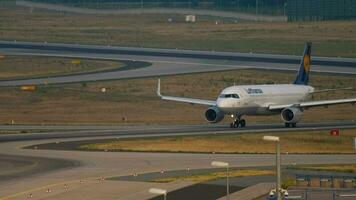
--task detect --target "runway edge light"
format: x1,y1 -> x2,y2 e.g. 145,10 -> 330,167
330,129 -> 340,136
21,85 -> 36,92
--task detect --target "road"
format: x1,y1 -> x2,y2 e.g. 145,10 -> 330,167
1,123 -> 356,200
1,41 -> 356,86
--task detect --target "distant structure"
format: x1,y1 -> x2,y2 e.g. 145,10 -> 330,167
185,15 -> 196,23
287,0 -> 356,21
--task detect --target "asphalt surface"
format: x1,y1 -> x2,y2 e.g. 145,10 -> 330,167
1,123 -> 356,200
2,41 -> 356,67
1,122 -> 356,142
111,166 -> 356,200
1,41 -> 356,86
0,154 -> 80,182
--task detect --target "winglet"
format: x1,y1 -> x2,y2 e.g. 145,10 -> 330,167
157,79 -> 161,97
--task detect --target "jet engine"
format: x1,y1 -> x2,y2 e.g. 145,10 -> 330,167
281,107 -> 303,123
205,107 -> 224,123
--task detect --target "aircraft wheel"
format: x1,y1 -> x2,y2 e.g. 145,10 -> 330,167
285,123 -> 290,128
240,119 -> 246,128
230,117 -> 242,128
291,123 -> 297,128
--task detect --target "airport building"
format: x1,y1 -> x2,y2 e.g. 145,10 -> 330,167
287,0 -> 356,21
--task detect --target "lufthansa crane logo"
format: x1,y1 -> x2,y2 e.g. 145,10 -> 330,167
303,55 -> 310,73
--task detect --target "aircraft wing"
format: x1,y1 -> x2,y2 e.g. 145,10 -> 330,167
157,79 -> 216,106
269,98 -> 356,110
160,96 -> 216,106
310,87 -> 353,94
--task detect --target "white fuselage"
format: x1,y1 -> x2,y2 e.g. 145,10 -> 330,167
216,84 -> 314,116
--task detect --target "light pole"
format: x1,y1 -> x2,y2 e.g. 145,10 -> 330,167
149,188 -> 167,200
211,161 -> 230,200
263,136 -> 282,200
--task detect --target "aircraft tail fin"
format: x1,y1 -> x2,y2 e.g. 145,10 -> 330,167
294,42 -> 312,85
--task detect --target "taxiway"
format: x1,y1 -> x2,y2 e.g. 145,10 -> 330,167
0,123 -> 356,200
0,41 -> 356,87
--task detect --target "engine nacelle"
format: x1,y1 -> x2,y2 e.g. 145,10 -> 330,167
281,107 -> 303,123
205,107 -> 224,123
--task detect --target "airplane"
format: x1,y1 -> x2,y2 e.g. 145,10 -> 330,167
157,42 -> 356,128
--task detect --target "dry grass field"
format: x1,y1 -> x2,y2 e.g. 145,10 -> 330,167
0,56 -> 123,79
0,6 -> 356,57
0,69 -> 354,125
79,129 -> 356,154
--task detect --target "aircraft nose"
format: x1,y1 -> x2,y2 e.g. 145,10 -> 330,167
217,98 -> 229,108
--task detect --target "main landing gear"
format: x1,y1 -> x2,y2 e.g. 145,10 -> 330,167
285,122 -> 297,128
230,116 -> 246,128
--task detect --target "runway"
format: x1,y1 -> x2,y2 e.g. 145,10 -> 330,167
1,123 -> 356,199
1,41 -> 356,86
1,122 -> 356,142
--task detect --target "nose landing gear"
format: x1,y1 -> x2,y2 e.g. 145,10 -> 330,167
285,122 -> 297,128
230,115 -> 246,128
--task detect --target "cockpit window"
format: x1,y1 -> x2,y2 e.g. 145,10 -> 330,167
219,94 -> 240,99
